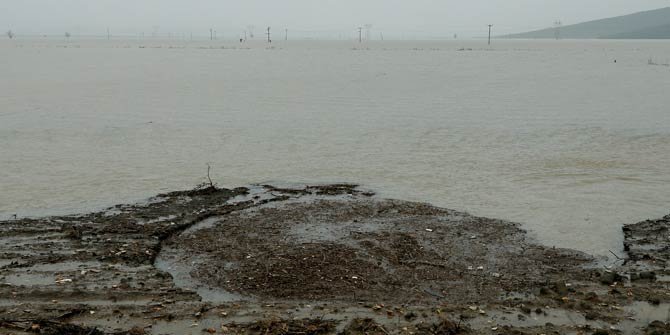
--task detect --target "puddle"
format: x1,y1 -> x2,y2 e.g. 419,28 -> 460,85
179,185 -> 279,236
3,272 -> 59,286
612,302 -> 670,333
469,303 -> 669,333
180,216 -> 224,236
103,208 -> 124,217
1,234 -> 68,247
177,182 -> 363,237
154,246 -> 251,303
29,261 -> 102,272
624,302 -> 670,323
471,307 -> 606,329
139,214 -> 179,225
248,183 -> 367,210
230,184 -> 275,203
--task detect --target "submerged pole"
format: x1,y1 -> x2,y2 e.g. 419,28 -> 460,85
488,24 -> 493,45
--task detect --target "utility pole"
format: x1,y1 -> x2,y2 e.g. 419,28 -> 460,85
266,26 -> 271,43
554,20 -> 562,40
285,28 -> 288,41
209,28 -> 213,40
358,27 -> 362,43
488,24 -> 493,45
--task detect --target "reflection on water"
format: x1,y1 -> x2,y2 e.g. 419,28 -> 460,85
1,39 -> 669,256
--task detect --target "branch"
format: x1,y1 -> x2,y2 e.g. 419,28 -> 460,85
609,250 -> 624,260
206,163 -> 214,188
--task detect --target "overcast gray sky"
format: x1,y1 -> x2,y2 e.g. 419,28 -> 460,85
2,0 -> 669,38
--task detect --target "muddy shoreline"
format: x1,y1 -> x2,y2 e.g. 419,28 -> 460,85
1,184 -> 668,334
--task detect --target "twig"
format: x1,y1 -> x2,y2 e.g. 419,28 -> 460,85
609,250 -> 624,260
206,163 -> 214,188
377,324 -> 390,335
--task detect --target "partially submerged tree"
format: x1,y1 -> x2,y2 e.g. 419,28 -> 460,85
188,163 -> 220,195
6,30 -> 14,39
205,163 -> 215,188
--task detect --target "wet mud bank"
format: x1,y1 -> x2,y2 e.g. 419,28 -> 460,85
1,184 -> 668,334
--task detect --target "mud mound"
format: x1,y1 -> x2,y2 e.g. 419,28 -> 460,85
171,198 -> 592,303
195,242 -> 390,300
623,214 -> 670,266
3,184 -> 667,335
224,318 -> 337,335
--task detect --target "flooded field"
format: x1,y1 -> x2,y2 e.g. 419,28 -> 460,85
1,38 -> 670,256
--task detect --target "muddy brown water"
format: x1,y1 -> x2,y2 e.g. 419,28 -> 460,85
3,39 -> 670,259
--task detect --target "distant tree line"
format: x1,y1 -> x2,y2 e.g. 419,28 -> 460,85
5,30 -> 74,40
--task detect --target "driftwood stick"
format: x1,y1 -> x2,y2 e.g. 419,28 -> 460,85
609,249 -> 624,260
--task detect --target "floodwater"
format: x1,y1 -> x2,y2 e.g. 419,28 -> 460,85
1,38 -> 669,256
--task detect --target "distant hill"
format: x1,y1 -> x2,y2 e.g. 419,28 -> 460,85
507,7 -> 670,39
602,23 -> 670,39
